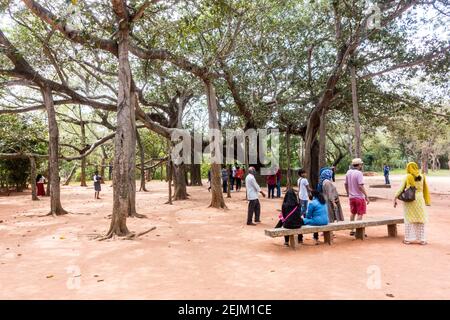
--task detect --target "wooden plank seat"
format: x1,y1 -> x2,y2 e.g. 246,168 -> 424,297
265,217 -> 404,249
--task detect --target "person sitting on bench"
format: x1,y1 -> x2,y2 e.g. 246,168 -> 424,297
302,190 -> 329,245
274,189 -> 303,247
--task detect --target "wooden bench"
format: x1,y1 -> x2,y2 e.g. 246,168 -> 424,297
265,217 -> 404,249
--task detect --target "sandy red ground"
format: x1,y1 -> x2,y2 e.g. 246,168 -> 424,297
0,174 -> 449,299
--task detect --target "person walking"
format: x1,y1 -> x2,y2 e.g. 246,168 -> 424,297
93,171 -> 102,199
394,162 -> 431,245
383,164 -> 391,185
345,158 -> 369,236
245,167 -> 266,225
276,167 -> 282,198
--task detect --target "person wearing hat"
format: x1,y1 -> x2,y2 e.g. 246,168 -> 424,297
345,158 -> 369,236
245,166 -> 266,225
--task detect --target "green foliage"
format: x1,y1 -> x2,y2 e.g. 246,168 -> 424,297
0,114 -> 47,190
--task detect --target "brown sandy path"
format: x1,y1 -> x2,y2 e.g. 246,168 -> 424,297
0,175 -> 449,299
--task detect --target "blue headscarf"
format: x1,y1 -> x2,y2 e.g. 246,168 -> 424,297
317,167 -> 333,192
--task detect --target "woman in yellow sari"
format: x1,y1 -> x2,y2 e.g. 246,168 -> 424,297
394,162 -> 431,245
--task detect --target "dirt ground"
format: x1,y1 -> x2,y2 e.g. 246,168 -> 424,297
0,174 -> 449,300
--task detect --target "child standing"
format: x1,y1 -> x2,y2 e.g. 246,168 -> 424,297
93,171 -> 102,199
297,168 -> 313,243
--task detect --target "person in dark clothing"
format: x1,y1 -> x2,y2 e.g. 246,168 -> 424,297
221,167 -> 228,193
93,171 -> 102,199
266,173 -> 277,198
383,164 -> 391,185
274,189 -> 304,246
276,167 -> 282,198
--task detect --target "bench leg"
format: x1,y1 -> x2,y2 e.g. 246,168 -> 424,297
355,227 -> 365,240
289,235 -> 296,250
388,224 -> 397,237
324,231 -> 332,245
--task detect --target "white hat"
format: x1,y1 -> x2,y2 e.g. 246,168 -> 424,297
351,158 -> 364,165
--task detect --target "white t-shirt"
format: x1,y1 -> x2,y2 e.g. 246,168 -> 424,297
297,177 -> 309,201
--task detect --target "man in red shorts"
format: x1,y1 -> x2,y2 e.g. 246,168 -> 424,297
345,158 -> 370,236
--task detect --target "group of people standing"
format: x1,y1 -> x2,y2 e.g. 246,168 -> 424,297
265,168 -> 282,198
208,165 -> 245,193
245,157 -> 430,246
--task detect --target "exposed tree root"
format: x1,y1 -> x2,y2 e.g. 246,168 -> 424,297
129,213 -> 147,219
96,226 -> 156,241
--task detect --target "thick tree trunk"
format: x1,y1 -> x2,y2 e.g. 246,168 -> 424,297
105,18 -> 133,236
167,161 -> 173,204
80,121 -> 87,186
166,138 -> 173,205
45,162 -> 50,197
350,64 -> 361,158
173,163 -> 188,200
136,129 -> 148,192
127,92 -> 140,217
190,164 -> 203,186
29,156 -> 38,200
318,108 -> 327,168
42,86 -> 67,215
205,80 -> 226,208
286,130 -> 292,187
63,164 -> 77,186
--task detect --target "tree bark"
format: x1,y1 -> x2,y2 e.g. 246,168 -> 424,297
127,92 -> 139,217
136,129 -> 148,191
63,164 -> 77,186
350,64 -> 361,158
190,163 -> 203,186
29,156 -> 38,200
105,10 -> 133,237
173,163 -> 188,200
318,108 -> 327,168
286,129 -> 292,187
79,120 -> 87,186
42,85 -> 67,215
166,139 -> 173,205
100,145 -> 107,183
45,161 -> 50,197
205,80 -> 226,208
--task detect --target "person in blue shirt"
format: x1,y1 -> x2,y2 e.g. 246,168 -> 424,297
383,164 -> 391,185
303,190 -> 329,244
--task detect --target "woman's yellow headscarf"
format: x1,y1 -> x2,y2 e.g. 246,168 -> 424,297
406,162 -> 430,205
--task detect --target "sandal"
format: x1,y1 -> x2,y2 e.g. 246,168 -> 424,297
420,241 -> 427,245
403,240 -> 411,245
